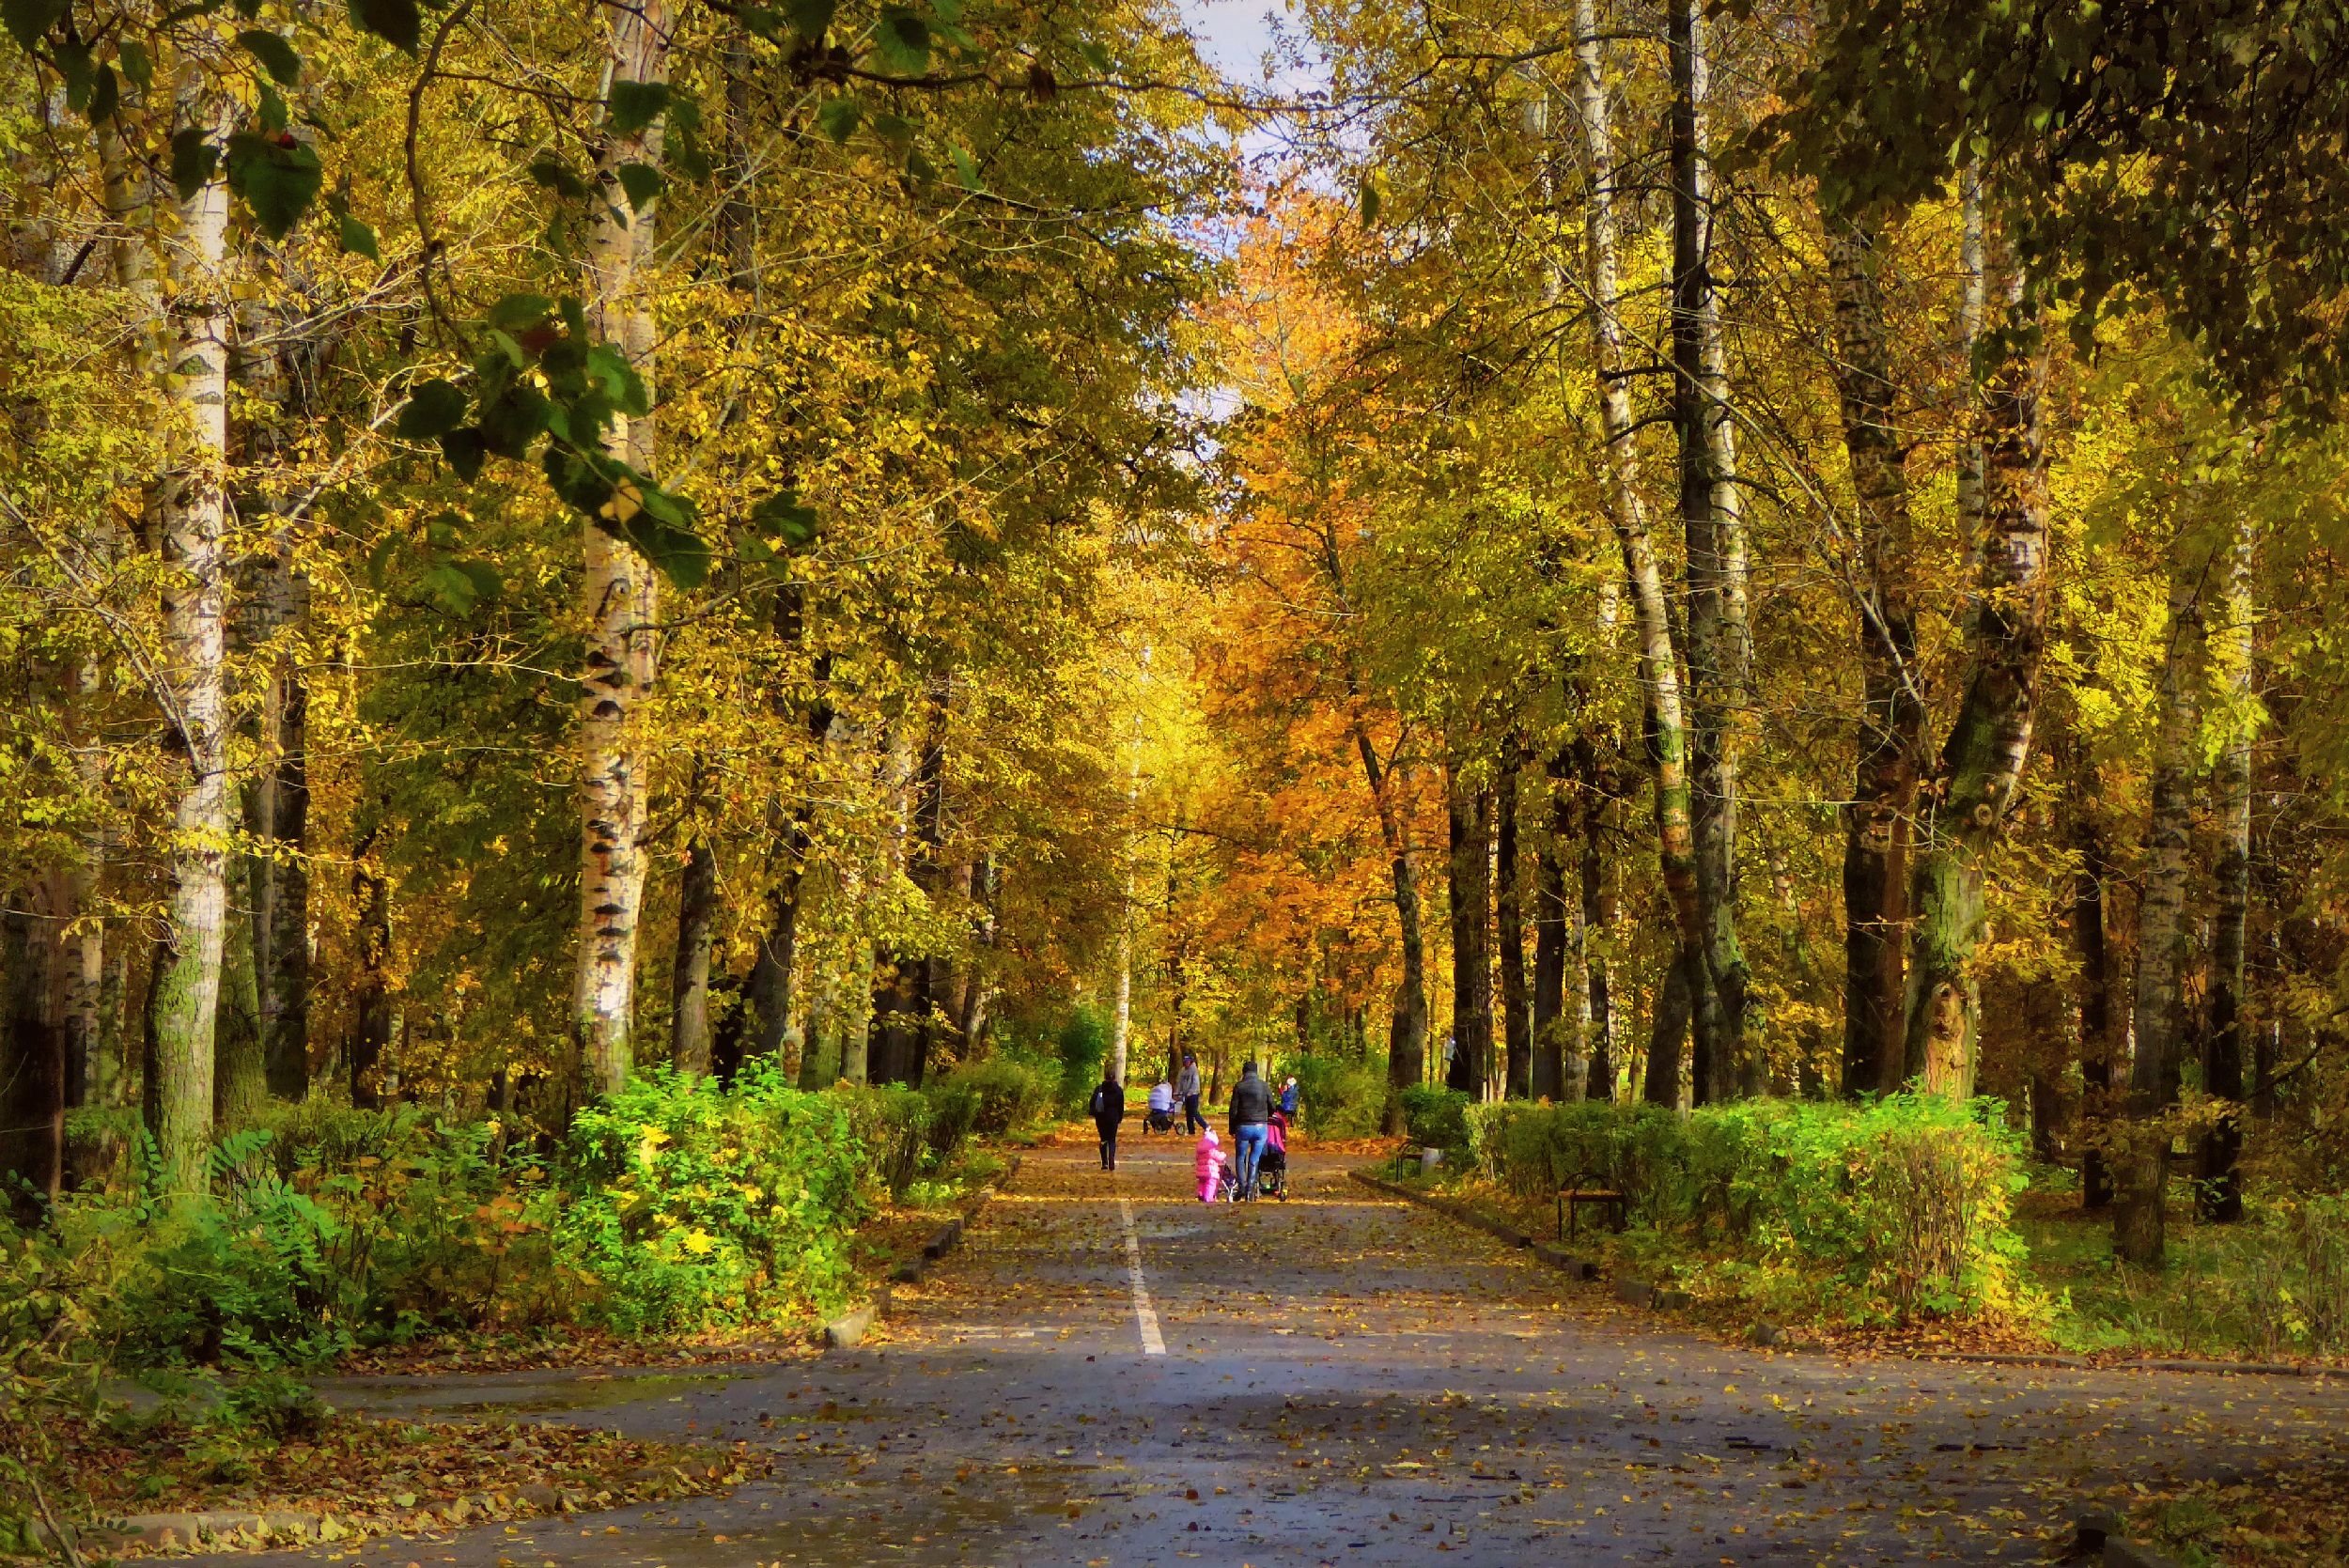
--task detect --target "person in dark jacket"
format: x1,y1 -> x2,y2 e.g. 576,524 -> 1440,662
1226,1061 -> 1274,1198
1089,1073 -> 1127,1171
1176,1052 -> 1204,1134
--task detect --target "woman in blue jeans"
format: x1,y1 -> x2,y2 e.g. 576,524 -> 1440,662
1225,1061 -> 1275,1199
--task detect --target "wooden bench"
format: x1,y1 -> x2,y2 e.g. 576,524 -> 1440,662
1556,1182 -> 1626,1240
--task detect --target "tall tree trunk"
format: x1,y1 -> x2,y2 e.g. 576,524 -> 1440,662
1645,946 -> 1695,1107
255,660 -> 310,1100
2199,520 -> 2256,1222
2116,567 -> 2203,1266
2075,821 -> 2118,1210
148,76 -> 239,1192
572,0 -> 673,1099
212,885 -> 267,1126
1532,762 -> 1568,1101
1669,0 -> 1750,1103
1,895 -> 67,1223
1901,272 -> 2051,1095
1445,765 -> 1495,1096
1575,737 -> 1617,1100
1352,718 -> 1427,1123
1570,0 -> 1708,1079
671,833 -> 716,1073
1824,206 -> 1925,1096
350,814 -> 394,1110
1496,754 -> 1532,1098
838,941 -> 871,1085
744,828 -> 804,1063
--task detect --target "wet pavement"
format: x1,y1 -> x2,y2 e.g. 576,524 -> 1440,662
253,1136 -> 2349,1565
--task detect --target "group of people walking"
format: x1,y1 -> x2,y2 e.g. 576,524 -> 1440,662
1090,1053 -> 1299,1204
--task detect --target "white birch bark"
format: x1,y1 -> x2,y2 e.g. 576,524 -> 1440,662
148,72 -> 239,1189
572,0 -> 672,1097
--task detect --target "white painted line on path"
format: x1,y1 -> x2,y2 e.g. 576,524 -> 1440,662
1117,1196 -> 1167,1356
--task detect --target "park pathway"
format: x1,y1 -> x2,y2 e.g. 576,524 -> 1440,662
253,1134 -> 2349,1566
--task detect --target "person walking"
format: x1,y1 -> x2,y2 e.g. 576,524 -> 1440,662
1089,1072 -> 1126,1172
1227,1060 -> 1274,1199
1176,1052 -> 1204,1134
1279,1075 -> 1299,1120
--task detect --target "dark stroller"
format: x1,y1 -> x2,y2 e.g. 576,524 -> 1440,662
1256,1143 -> 1287,1200
1146,1105 -> 1177,1133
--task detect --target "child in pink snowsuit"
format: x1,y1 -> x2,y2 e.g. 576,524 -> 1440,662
1194,1127 -> 1221,1203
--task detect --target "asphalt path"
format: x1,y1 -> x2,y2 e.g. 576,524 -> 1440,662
253,1132 -> 2349,1566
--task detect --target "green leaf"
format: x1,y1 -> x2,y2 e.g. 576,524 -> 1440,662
347,0 -> 418,54
872,5 -> 929,74
238,28 -> 301,85
817,97 -> 861,144
783,0 -> 833,39
438,427 -> 487,481
607,79 -> 668,137
1074,39 -> 1111,73
585,343 -> 650,417
487,292 -> 555,333
420,561 -> 484,615
54,37 -> 91,111
1359,177 -> 1381,225
336,213 -> 379,259
605,507 -> 711,589
949,143 -> 981,191
395,378 -> 468,441
477,382 -> 552,458
169,130 -> 221,201
0,0 -> 64,48
869,111 -> 914,148
256,79 -> 289,132
117,38 -> 151,89
86,63 -> 118,124
526,155 -> 590,200
752,490 -> 821,549
614,162 -> 662,213
225,132 -> 322,238
668,125 -> 710,181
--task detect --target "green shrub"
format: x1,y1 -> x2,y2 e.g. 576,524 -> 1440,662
934,1056 -> 1056,1136
841,1084 -> 934,1199
1400,1085 -> 1472,1150
1462,1094 -> 2031,1321
1290,1056 -> 1384,1137
555,1063 -> 865,1334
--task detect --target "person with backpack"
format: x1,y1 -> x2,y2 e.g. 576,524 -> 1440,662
1226,1060 -> 1274,1199
1089,1072 -> 1127,1172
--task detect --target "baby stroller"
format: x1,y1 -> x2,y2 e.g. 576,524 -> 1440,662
1256,1143 -> 1286,1201
1257,1113 -> 1289,1201
1217,1157 -> 1242,1202
1145,1105 -> 1177,1133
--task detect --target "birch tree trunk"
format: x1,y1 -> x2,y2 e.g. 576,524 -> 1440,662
1824,206 -> 1925,1096
1668,0 -> 1750,1103
2115,565 -> 2203,1265
2199,520 -> 2256,1222
1900,273 -> 2051,1095
1570,0 -> 1707,1071
572,0 -> 672,1099
148,75 -> 239,1191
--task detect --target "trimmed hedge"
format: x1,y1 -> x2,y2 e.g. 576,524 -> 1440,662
1464,1095 -> 2031,1320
